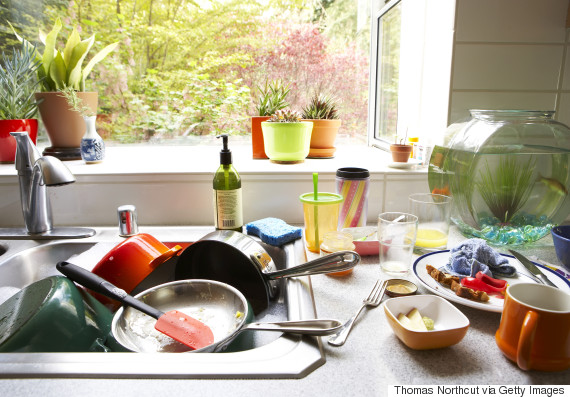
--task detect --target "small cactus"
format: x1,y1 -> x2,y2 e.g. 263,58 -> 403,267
301,93 -> 339,120
268,108 -> 302,123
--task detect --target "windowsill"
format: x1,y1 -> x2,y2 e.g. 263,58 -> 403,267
0,144 -> 427,177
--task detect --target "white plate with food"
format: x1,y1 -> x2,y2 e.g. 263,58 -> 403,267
413,250 -> 570,312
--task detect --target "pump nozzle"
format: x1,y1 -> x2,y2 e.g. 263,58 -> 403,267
217,134 -> 232,165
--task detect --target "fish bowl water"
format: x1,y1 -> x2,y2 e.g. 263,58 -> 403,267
428,110 -> 570,246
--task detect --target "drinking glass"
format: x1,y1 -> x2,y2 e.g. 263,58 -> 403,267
378,212 -> 418,276
409,193 -> 452,252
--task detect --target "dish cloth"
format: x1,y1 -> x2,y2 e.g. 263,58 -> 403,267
245,217 -> 303,246
446,238 -> 517,277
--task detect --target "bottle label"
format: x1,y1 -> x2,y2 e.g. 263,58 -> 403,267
214,188 -> 243,229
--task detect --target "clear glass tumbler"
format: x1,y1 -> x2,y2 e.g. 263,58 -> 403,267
378,212 -> 418,276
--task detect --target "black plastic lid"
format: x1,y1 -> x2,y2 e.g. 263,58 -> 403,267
217,134 -> 232,165
336,167 -> 370,179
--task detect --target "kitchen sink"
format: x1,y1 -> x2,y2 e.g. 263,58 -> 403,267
0,228 -> 325,378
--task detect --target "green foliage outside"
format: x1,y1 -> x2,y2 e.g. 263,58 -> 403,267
0,0 -> 370,144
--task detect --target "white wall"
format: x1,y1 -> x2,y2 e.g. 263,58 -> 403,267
449,0 -> 570,125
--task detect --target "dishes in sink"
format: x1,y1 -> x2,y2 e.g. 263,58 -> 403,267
413,250 -> 570,312
342,226 -> 379,256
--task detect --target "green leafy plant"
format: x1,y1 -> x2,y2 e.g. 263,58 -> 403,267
0,42 -> 43,119
268,108 -> 302,123
58,86 -> 96,117
476,156 -> 536,223
9,18 -> 119,92
301,93 -> 339,120
255,80 -> 290,116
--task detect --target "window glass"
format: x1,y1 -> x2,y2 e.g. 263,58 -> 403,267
0,0 -> 372,147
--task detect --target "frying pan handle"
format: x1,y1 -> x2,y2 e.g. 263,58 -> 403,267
56,261 -> 163,319
243,319 -> 343,336
265,251 -> 360,280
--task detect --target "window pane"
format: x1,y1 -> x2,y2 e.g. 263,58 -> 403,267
0,0 -> 370,146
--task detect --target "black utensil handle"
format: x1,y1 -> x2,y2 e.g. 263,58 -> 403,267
56,261 -> 163,320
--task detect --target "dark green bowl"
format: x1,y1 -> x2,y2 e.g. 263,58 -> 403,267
0,276 -> 113,352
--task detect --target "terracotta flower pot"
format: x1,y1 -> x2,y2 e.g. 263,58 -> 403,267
0,119 -> 38,163
251,116 -> 270,159
390,144 -> 413,162
35,92 -> 98,160
261,121 -> 313,164
303,119 -> 342,158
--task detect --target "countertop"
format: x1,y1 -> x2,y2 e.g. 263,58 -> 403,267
0,227 -> 569,397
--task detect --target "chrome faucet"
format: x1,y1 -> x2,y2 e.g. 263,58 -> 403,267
0,132 -> 95,239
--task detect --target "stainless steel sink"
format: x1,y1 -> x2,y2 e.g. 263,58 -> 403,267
0,228 -> 325,378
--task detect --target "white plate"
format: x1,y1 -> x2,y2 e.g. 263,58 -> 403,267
387,159 -> 421,169
413,250 -> 570,313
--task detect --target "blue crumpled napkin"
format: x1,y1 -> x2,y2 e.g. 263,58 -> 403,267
446,238 -> 517,277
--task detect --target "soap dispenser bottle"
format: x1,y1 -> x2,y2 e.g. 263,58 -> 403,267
213,134 -> 243,232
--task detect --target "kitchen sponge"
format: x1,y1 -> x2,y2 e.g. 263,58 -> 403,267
245,217 -> 303,246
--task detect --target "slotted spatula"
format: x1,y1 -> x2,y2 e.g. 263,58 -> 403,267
56,261 -> 214,351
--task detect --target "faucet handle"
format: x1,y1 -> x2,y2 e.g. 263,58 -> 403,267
118,205 -> 139,237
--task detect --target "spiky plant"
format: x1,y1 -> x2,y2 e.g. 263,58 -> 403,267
301,93 -> 339,120
268,108 -> 302,123
255,80 -> 290,116
0,42 -> 43,120
476,156 -> 536,223
58,85 -> 96,117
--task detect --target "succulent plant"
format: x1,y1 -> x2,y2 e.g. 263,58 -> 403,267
268,108 -> 302,123
301,93 -> 339,120
0,41 -> 43,120
9,18 -> 119,92
255,80 -> 290,116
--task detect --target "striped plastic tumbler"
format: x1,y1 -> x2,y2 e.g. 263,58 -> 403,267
336,168 -> 370,229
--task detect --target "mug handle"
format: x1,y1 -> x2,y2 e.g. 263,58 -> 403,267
517,310 -> 539,370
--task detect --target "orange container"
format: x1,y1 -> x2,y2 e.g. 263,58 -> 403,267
91,233 -> 182,310
495,283 -> 570,371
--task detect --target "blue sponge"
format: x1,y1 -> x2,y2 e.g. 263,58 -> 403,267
245,218 -> 303,246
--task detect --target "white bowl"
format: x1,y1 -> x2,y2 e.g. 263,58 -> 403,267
383,295 -> 470,350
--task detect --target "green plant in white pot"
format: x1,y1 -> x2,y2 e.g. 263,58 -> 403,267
261,109 -> 313,164
9,18 -> 118,160
0,42 -> 43,163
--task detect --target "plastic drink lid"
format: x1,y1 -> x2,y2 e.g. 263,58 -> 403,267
299,192 -> 343,205
336,167 -> 370,179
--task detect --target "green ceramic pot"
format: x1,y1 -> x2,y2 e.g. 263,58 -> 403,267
261,121 -> 313,164
0,276 -> 113,352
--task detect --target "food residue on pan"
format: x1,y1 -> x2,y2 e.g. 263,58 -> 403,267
126,306 -> 244,353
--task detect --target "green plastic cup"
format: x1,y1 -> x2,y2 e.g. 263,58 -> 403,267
300,192 -> 343,253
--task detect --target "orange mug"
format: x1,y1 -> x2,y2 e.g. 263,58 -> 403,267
495,283 -> 570,371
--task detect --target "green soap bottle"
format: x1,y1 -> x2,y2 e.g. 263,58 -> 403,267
213,134 -> 243,232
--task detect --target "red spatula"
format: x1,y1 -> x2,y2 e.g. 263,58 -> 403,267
56,261 -> 214,350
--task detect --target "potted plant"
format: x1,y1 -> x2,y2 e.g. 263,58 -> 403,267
251,80 -> 290,159
0,42 -> 43,163
261,109 -> 313,164
390,137 -> 413,162
301,93 -> 341,158
10,18 -> 118,160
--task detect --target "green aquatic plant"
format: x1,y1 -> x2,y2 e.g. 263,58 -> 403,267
476,156 -> 536,223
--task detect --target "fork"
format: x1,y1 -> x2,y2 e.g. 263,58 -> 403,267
327,279 -> 388,346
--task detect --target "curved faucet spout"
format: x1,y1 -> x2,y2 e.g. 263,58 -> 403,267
10,132 -> 76,235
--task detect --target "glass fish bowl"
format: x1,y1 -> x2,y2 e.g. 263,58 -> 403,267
428,110 -> 570,246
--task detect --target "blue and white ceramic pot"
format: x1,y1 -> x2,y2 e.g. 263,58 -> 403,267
80,115 -> 105,164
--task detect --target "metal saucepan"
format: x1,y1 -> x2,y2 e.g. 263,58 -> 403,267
111,279 -> 342,353
174,230 -> 361,314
